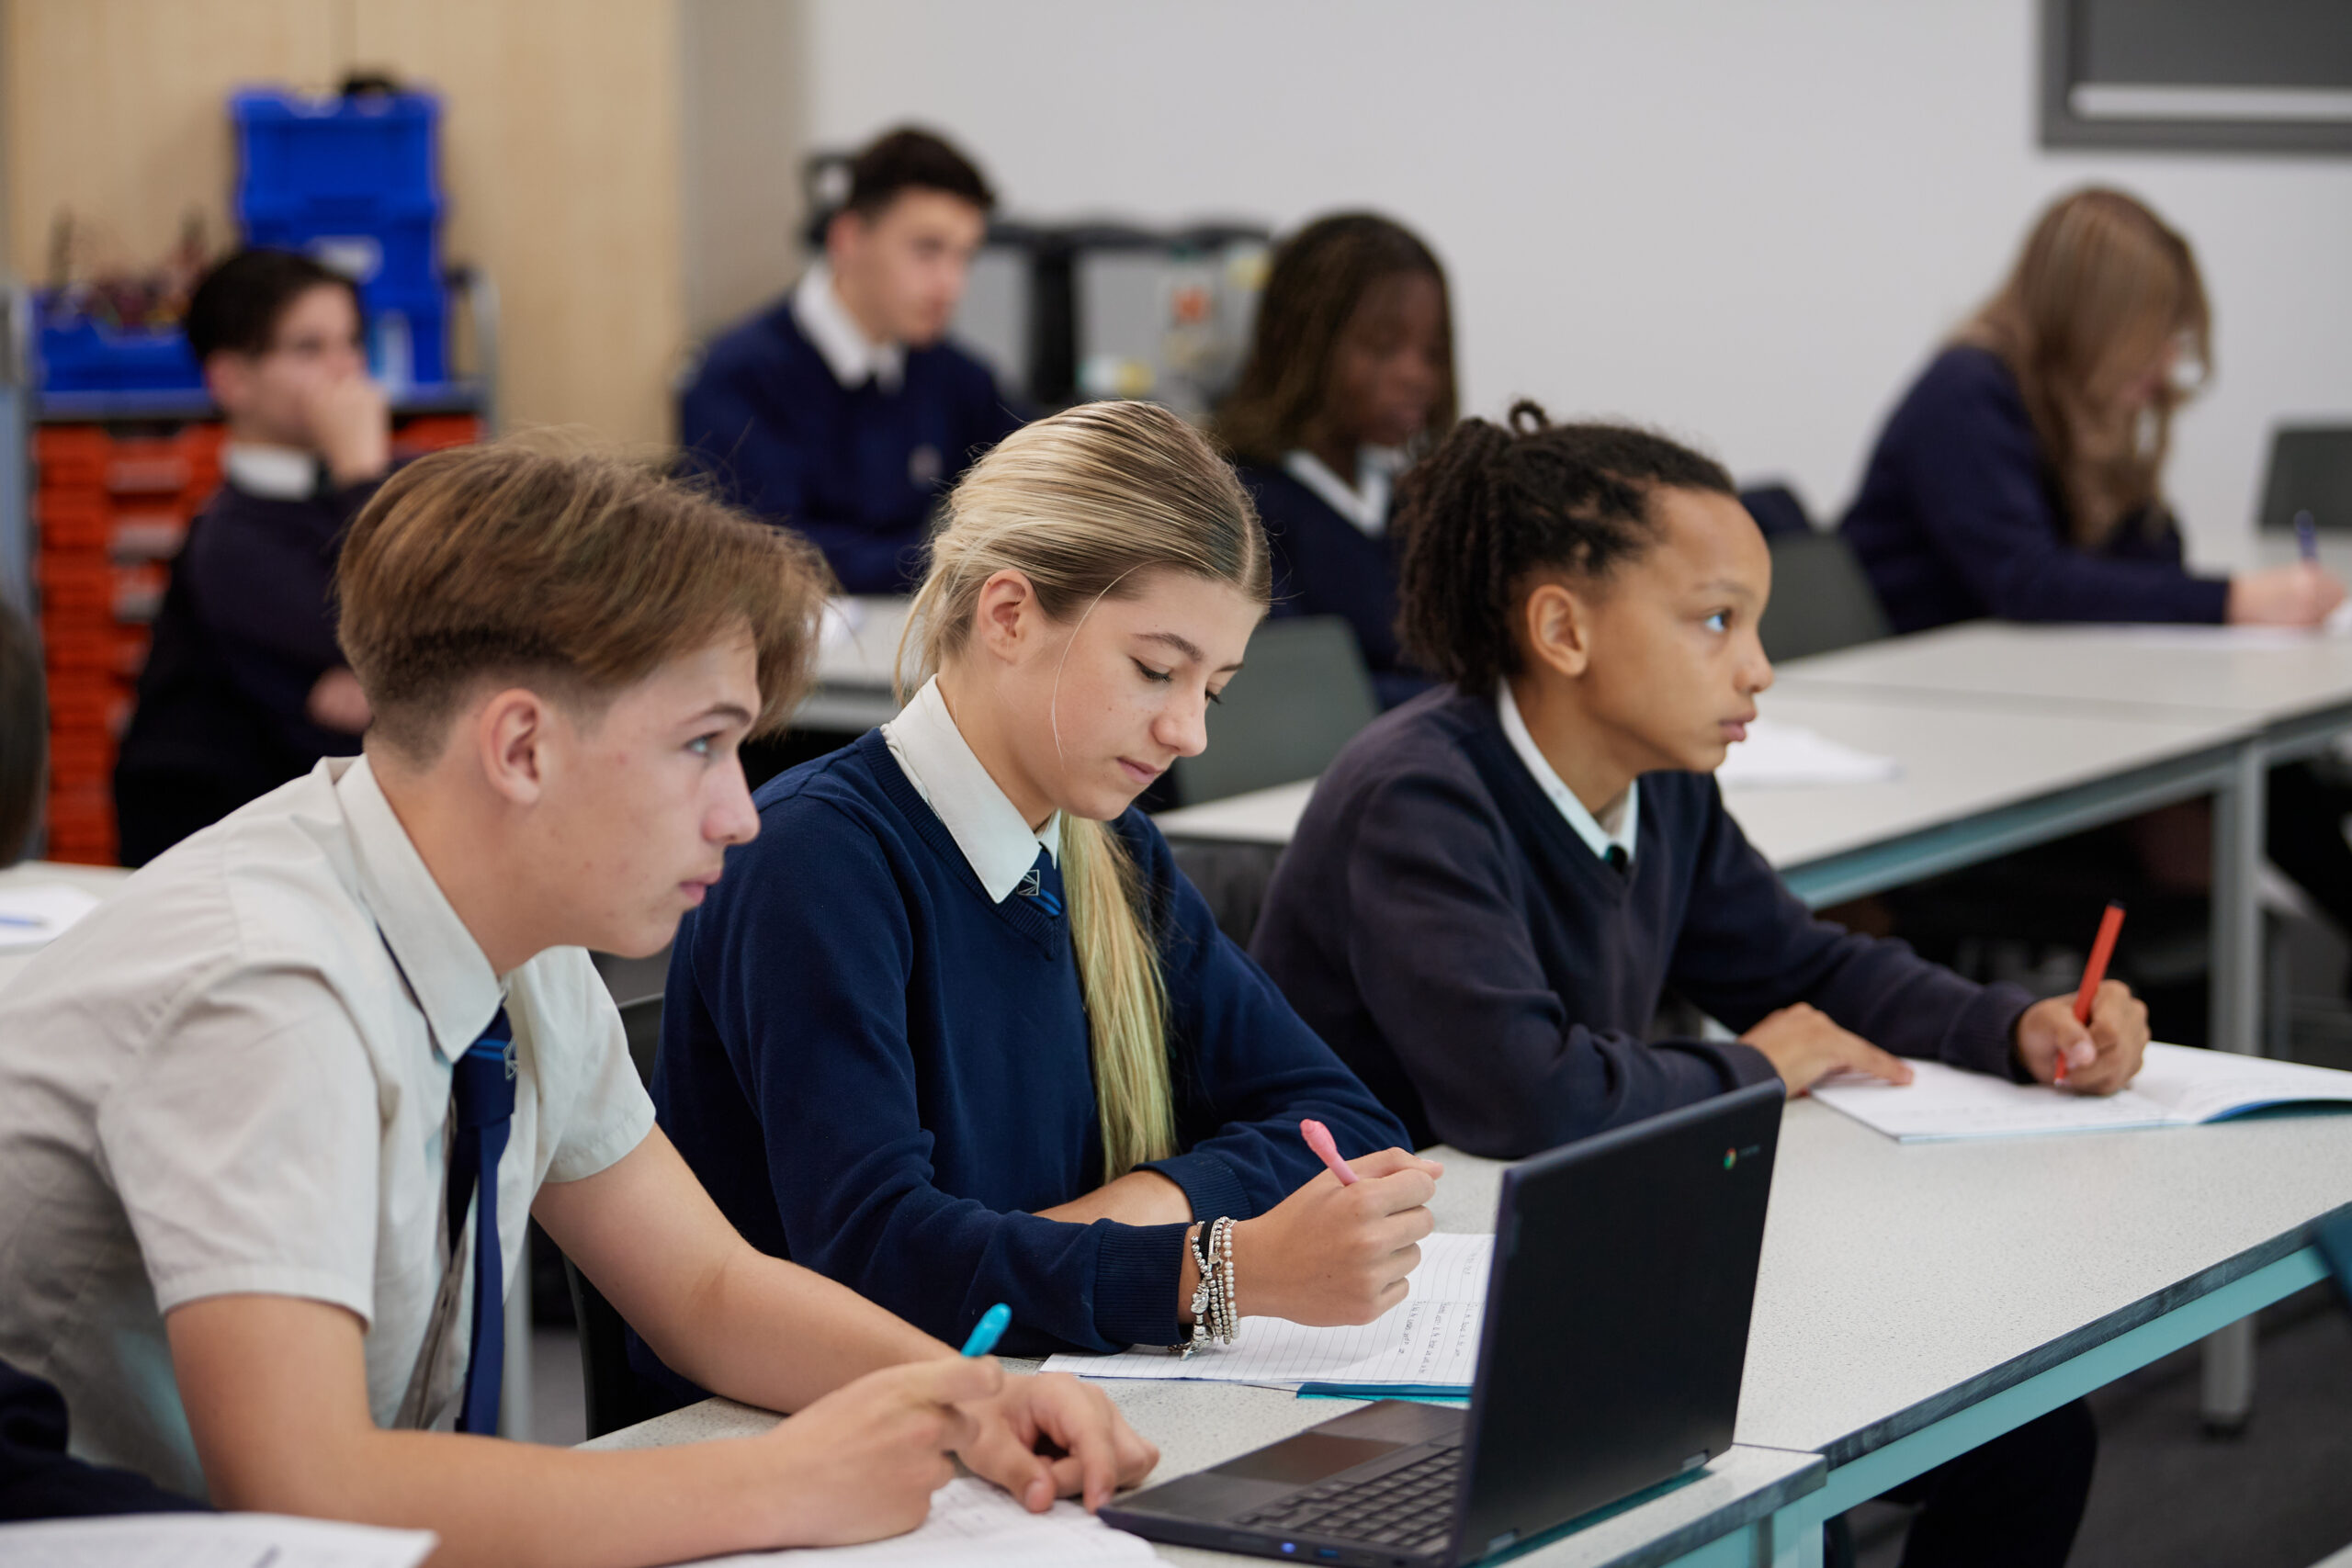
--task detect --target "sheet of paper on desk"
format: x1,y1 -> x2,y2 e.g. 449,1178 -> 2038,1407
0,883 -> 101,953
1716,717 -> 1899,789
1810,1043 -> 2352,1143
683,1477 -> 1154,1565
1039,1233 -> 1493,1388
0,1511 -> 435,1567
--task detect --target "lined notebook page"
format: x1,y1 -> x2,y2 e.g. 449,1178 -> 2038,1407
0,1513 -> 435,1568
1041,1233 -> 1493,1386
687,1477 -> 1154,1564
1811,1043 -> 2352,1143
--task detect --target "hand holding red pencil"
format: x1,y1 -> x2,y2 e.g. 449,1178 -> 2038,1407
2013,902 -> 2151,1094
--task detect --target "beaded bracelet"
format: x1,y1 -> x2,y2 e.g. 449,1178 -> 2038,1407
1177,1216 -> 1240,1357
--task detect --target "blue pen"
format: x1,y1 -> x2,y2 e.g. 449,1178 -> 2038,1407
2297,511 -> 2320,565
960,1303 -> 1012,1358
0,914 -> 48,930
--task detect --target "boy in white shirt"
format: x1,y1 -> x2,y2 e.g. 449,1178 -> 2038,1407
0,442 -> 1152,1564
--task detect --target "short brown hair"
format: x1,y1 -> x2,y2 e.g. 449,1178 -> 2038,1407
845,126 -> 994,217
337,441 -> 832,761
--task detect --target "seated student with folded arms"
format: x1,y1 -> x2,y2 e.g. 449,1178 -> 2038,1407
0,445 -> 1150,1564
652,400 -> 1437,1370
681,127 -> 1024,596
1841,185 -> 2352,970
1213,213 -> 1454,708
1251,404 -> 2146,1568
114,248 -> 391,866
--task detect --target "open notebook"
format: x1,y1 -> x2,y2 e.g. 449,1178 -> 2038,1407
1040,1232 -> 1492,1396
687,1478 -> 1152,1566
1811,1042 -> 2352,1143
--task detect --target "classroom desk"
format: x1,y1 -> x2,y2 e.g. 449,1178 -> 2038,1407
0,859 -> 130,994
797,595 -> 914,731
585,1381 -> 1826,1568
585,1099 -> 2351,1566
1415,1103 -> 2352,1567
1149,689 -> 2247,909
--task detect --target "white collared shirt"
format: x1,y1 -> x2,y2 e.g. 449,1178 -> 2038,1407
0,756 -> 653,1495
882,675 -> 1060,901
1282,446 -> 1408,538
792,260 -> 907,393
221,442 -> 319,500
1497,681 -> 1640,866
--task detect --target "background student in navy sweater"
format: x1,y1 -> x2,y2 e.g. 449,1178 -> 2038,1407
1213,213 -> 1454,708
654,400 -> 1435,1364
1253,405 -> 2129,1568
113,248 -> 390,866
1840,186 -> 2352,985
680,127 -> 1024,596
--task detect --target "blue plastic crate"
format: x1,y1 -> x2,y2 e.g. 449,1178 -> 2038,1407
363,287 -> 449,390
34,303 -> 202,395
242,193 -> 442,301
232,89 -> 439,209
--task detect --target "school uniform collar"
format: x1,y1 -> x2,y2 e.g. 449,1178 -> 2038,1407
330,753 -> 506,1065
881,675 -> 1060,903
792,260 -> 906,393
1495,681 -> 1638,866
1282,446 -> 1407,538
222,442 -> 322,501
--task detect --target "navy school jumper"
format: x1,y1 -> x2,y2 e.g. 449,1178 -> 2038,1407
1238,461 -> 1430,711
1839,346 -> 2230,634
1250,689 -> 2037,1158
677,297 -> 1023,595
649,730 -> 1409,1361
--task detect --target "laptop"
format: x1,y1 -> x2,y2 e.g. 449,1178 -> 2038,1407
1101,1080 -> 1782,1567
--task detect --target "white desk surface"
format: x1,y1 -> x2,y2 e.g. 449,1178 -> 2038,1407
1148,689 -> 2240,869
1774,619 -> 2352,729
798,596 -> 915,731
0,860 -> 130,994
587,1390 -> 1821,1568
1419,1100 -> 2352,1468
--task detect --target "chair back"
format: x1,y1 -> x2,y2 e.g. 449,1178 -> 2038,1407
2258,425 -> 2352,532
1759,531 -> 1892,664
1166,616 -> 1378,806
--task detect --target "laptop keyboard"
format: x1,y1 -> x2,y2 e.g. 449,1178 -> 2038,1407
1234,1444 -> 1462,1555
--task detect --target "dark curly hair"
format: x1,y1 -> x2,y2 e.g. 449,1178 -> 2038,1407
1213,212 -> 1455,467
1393,400 -> 1736,694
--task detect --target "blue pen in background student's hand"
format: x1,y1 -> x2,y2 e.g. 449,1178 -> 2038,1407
960,1302 -> 1012,1357
2297,510 -> 2320,566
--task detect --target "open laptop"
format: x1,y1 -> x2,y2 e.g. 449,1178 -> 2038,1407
1102,1080 -> 1782,1567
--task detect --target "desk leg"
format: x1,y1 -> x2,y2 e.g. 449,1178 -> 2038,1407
2199,740 -> 2266,1433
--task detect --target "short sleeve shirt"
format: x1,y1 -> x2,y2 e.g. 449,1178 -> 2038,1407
0,755 -> 654,1497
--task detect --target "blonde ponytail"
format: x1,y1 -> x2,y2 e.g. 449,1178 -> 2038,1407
898,400 -> 1269,1180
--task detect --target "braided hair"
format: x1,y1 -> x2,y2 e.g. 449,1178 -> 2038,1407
1213,212 -> 1456,466
1393,400 -> 1736,695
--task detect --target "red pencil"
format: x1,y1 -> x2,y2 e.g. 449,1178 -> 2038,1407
2063,902 -> 2127,1084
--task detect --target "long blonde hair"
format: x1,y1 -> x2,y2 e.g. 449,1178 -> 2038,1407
1959,187 -> 2211,549
899,401 -> 1271,1180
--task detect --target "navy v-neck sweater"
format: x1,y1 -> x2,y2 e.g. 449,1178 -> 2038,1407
1839,346 -> 2229,633
678,296 -> 1023,594
651,730 -> 1408,1358
1250,689 -> 2036,1157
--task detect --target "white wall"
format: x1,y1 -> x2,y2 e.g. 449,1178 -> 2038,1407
804,0 -> 2352,572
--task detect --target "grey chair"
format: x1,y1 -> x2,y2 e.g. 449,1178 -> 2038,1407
2257,424 -> 2352,533
1758,530 -> 1893,664
1167,615 -> 1378,806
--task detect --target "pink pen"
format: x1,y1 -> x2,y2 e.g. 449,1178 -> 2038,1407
1300,1118 -> 1359,1186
